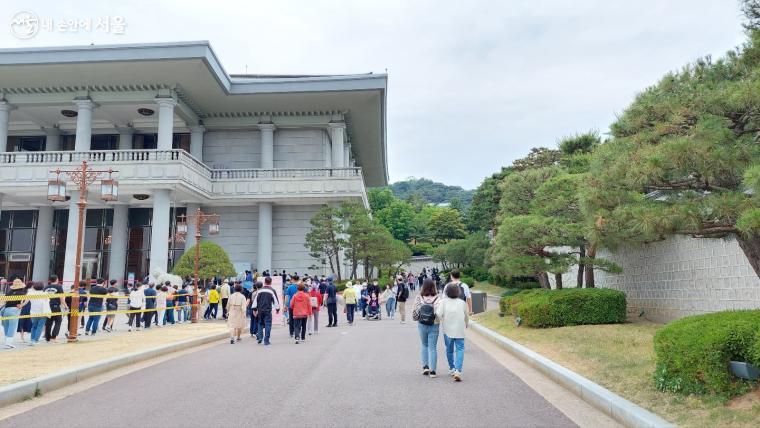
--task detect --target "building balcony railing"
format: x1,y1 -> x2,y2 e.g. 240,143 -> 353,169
0,149 -> 367,204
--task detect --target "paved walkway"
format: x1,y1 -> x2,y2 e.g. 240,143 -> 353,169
0,308 -> 575,428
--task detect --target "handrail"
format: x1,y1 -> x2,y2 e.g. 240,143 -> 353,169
0,149 -> 363,182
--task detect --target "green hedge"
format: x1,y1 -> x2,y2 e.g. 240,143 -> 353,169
500,288 -> 626,327
653,310 -> 760,397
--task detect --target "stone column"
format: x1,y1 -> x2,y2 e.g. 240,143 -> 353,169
258,123 -> 275,169
109,204 -> 129,286
344,142 -> 351,168
257,203 -> 272,273
329,122 -> 346,168
73,99 -> 94,151
32,206 -> 54,281
0,101 -> 11,151
189,125 -> 205,160
149,189 -> 171,276
45,128 -> 61,151
184,203 -> 199,250
118,128 -> 133,150
156,98 -> 176,151
62,191 -> 85,291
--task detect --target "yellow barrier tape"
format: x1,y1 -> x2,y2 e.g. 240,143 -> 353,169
0,292 -> 199,301
0,304 -> 197,321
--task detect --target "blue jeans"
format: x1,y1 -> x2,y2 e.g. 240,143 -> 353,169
386,297 -> 396,317
250,312 -> 259,336
346,304 -> 356,323
86,305 -> 102,334
1,307 -> 21,341
418,323 -> 440,371
444,334 -> 465,373
31,316 -> 47,343
257,311 -> 272,344
165,303 -> 175,324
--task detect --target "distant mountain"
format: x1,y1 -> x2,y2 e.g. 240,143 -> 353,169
389,178 -> 474,207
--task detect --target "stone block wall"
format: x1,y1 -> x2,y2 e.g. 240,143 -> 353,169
549,235 -> 760,323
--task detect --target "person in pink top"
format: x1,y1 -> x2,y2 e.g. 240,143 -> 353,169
307,282 -> 323,335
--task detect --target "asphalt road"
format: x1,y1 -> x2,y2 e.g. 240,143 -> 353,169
0,307 -> 575,428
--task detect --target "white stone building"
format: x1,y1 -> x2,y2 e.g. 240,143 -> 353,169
0,41 -> 387,288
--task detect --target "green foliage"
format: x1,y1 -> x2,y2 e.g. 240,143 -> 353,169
558,131 -> 600,156
367,187 -> 395,213
408,242 -> 433,256
375,199 -> 416,242
467,171 -> 509,231
387,177 -> 474,207
585,32 -> 760,274
427,207 -> 466,242
434,233 -> 489,270
304,206 -> 345,280
501,288 -> 627,327
512,147 -> 562,172
653,310 -> 760,398
172,241 -> 236,278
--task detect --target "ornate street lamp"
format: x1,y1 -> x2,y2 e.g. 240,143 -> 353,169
100,172 -> 118,201
48,160 -> 118,342
47,172 -> 67,202
176,208 -> 220,322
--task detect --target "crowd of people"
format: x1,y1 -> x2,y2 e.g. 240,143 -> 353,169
2,266 -> 474,383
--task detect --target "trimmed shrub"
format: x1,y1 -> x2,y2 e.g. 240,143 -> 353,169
460,276 -> 476,288
502,288 -> 626,327
653,310 -> 760,397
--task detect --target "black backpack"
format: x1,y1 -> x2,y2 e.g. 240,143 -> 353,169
400,283 -> 409,300
458,284 -> 467,302
418,296 -> 437,326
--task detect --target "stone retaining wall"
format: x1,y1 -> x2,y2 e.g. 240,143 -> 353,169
549,235 -> 760,323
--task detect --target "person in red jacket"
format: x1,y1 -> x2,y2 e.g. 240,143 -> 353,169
307,281 -> 323,335
289,283 -> 312,344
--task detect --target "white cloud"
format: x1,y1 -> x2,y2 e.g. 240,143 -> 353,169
0,0 -> 746,188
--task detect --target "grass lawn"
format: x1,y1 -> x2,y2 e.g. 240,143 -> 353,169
470,280 -> 508,297
475,311 -> 760,428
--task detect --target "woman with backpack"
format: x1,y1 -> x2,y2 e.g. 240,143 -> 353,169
436,283 -> 470,382
412,278 -> 441,378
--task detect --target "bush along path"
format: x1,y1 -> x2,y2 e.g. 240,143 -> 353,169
499,288 -> 627,327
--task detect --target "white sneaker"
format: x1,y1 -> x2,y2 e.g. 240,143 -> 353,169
448,368 -> 455,376
4,344 -> 15,349
453,370 -> 462,382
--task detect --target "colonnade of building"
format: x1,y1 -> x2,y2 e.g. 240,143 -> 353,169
0,95 -> 351,286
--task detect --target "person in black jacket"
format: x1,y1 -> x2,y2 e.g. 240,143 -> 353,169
396,277 -> 410,324
252,277 -> 280,345
85,279 -> 107,336
44,275 -> 66,342
143,283 -> 157,328
325,279 -> 338,327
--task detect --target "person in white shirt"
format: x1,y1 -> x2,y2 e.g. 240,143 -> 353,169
27,282 -> 51,346
435,283 -> 469,382
446,270 -> 472,315
127,283 -> 146,331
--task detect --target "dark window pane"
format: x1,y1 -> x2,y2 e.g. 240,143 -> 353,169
84,228 -> 101,251
90,135 -> 118,151
12,210 -> 35,228
133,134 -> 157,150
61,135 -> 76,151
0,212 -> 9,228
0,230 -> 7,251
128,227 -> 151,250
8,136 -> 46,152
172,134 -> 190,152
105,209 -> 114,226
10,229 -> 34,251
128,208 -> 151,227
86,209 -> 104,227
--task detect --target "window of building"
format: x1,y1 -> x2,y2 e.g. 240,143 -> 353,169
90,135 -> 119,150
6,136 -> 46,152
0,210 -> 37,281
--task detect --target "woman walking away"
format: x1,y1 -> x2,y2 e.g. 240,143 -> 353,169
343,281 -> 358,325
1,279 -> 28,348
207,285 -> 220,319
289,283 -> 312,344
27,281 -> 51,346
307,282 -> 322,334
226,283 -> 248,344
127,283 -> 145,331
16,282 -> 33,343
156,286 -> 168,328
413,278 -> 441,377
382,284 -> 396,319
436,283 -> 469,382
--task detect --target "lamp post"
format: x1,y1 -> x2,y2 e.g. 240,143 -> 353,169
48,160 -> 118,342
176,208 -> 219,323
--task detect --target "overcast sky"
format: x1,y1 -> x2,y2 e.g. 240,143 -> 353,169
1,1 -> 748,188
